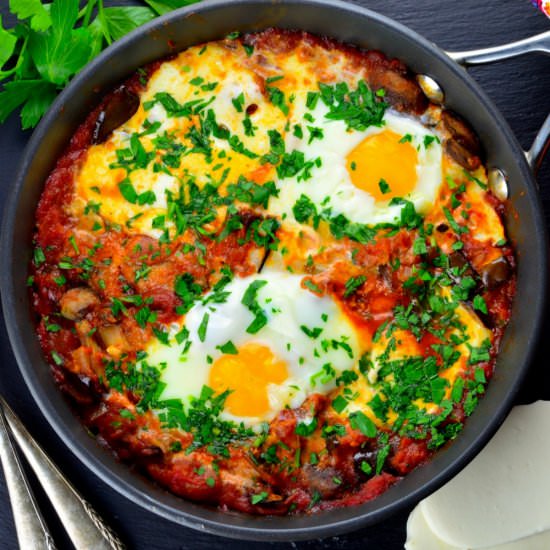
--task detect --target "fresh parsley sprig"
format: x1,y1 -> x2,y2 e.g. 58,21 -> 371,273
0,0 -> 201,129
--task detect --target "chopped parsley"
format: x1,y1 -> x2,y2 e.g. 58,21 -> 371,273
378,178 -> 391,195
266,85 -> 289,116
198,312 -> 210,342
251,491 -> 268,505
319,79 -> 387,131
295,418 -> 318,436
217,341 -> 239,355
343,275 -> 366,298
241,280 -> 268,334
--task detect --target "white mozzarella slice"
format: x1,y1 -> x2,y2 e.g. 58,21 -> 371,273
486,530 -> 550,550
406,499 -> 550,550
405,505 -> 461,550
414,401 -> 550,548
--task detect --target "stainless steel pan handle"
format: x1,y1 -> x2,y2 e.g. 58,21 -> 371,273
527,115 -> 550,172
447,30 -> 550,65
446,31 -> 550,173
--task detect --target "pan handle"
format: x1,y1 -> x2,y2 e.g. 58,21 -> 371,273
446,30 -> 550,65
527,115 -> 550,173
445,31 -> 550,172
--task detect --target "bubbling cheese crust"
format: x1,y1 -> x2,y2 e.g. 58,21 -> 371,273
31,29 -> 516,515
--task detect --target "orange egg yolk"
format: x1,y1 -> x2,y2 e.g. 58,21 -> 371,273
346,129 -> 418,202
208,342 -> 288,417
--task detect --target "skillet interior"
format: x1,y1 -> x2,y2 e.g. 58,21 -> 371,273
1,0 -> 546,540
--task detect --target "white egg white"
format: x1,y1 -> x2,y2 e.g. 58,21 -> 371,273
268,101 -> 443,226
145,271 -> 361,427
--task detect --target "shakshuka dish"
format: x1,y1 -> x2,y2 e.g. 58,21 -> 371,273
29,30 -> 516,514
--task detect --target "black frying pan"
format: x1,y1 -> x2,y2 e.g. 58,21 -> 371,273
1,0 -> 549,541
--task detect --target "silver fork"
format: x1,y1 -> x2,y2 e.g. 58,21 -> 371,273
0,397 -> 126,550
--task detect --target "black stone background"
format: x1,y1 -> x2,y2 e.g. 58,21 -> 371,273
0,1 -> 549,548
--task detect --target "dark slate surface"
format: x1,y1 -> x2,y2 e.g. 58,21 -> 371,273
0,1 -> 548,548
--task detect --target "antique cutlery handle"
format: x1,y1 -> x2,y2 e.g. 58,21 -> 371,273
0,405 -> 57,550
0,398 -> 125,550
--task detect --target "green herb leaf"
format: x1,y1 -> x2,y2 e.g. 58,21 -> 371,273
378,178 -> 390,195
423,135 -> 439,148
0,80 -> 54,126
247,312 -> 268,334
174,273 -> 203,314
198,312 -> 210,342
118,180 -> 138,204
304,279 -> 322,294
331,395 -> 348,414
292,194 -> 318,225
300,325 -> 323,339
413,237 -> 428,256
9,0 -> 52,31
0,16 -> 17,69
360,460 -> 372,474
20,84 -> 58,128
320,79 -> 387,131
266,85 -> 289,116
349,411 -> 377,438
251,491 -> 268,505
375,434 -> 390,474
463,169 -> 488,190
295,417 -> 318,436
143,0 -> 201,16
33,246 -> 45,265
99,7 -> 156,42
242,280 -> 267,308
344,275 -> 366,298
472,294 -> 488,314
217,341 -> 238,355
29,25 -> 92,86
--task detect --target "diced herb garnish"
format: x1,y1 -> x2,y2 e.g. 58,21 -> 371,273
319,80 -> 387,131
331,395 -> 348,414
295,418 -> 318,436
344,275 -> 366,298
217,341 -> 239,355
251,491 -> 268,505
198,312 -> 210,342
349,411 -> 377,438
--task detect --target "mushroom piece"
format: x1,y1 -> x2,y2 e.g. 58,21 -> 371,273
60,287 -> 99,320
299,464 -> 343,499
353,449 -> 378,479
364,52 -> 428,114
448,251 -> 477,282
92,86 -> 140,144
480,256 -> 511,289
69,346 -> 95,378
441,109 -> 482,171
98,325 -> 129,358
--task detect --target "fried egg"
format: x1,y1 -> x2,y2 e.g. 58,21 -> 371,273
71,42 -> 284,238
146,271 -> 362,427
268,100 -> 443,226
334,300 -> 490,426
